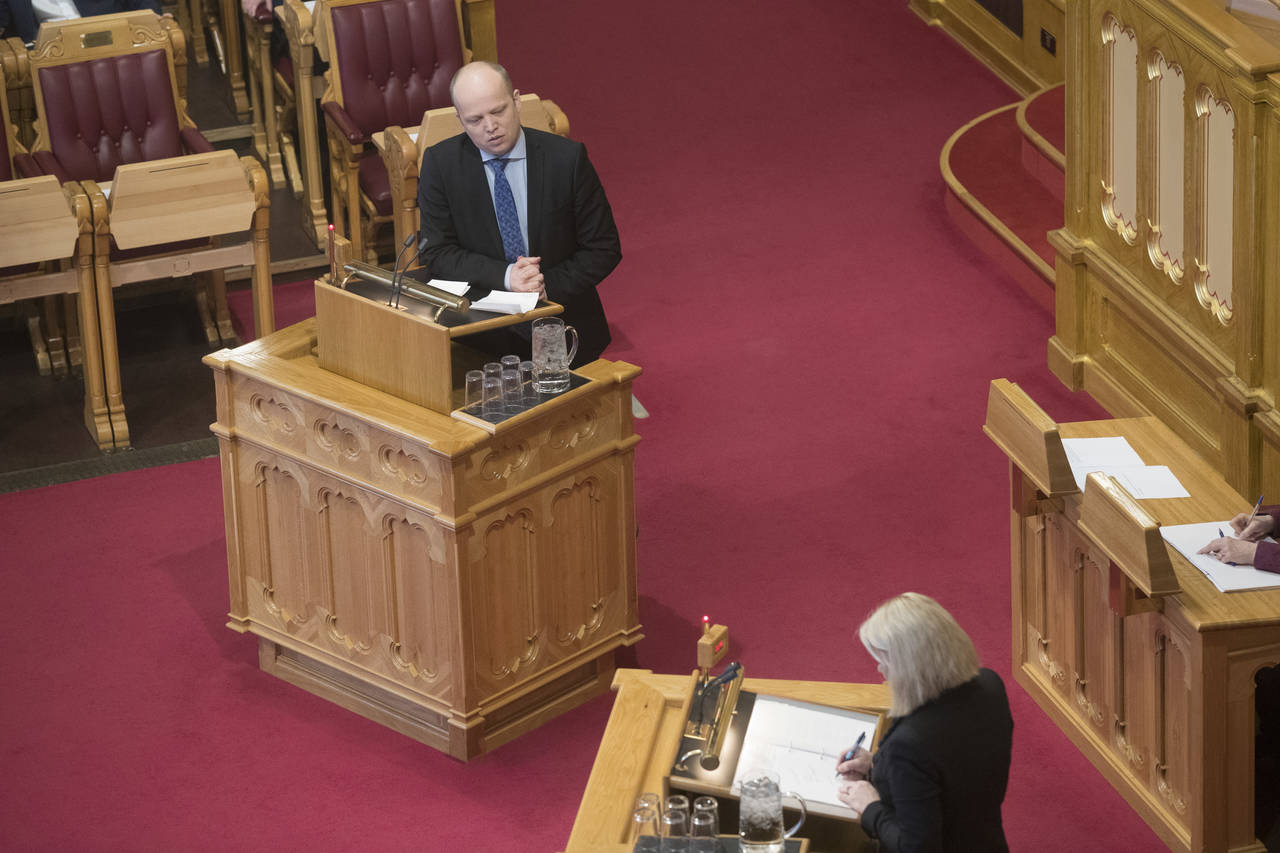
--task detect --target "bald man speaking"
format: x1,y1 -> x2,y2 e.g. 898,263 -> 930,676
416,62 -> 621,366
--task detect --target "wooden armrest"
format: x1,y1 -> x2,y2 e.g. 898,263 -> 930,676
382,125 -> 420,179
540,98 -> 570,137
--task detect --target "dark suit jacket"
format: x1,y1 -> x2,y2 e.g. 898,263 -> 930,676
417,127 -> 621,364
0,0 -> 160,42
861,668 -> 1014,853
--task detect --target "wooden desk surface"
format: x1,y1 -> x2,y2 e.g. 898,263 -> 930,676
1060,415 -> 1280,631
564,669 -> 890,853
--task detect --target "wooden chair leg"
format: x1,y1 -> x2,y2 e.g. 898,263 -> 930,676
281,129 -> 303,197
42,294 -> 70,375
23,302 -> 53,376
62,290 -> 83,369
77,256 -> 114,449
187,0 -> 211,65
205,268 -> 237,346
94,255 -> 129,449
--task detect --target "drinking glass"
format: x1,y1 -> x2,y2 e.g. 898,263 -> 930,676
483,361 -> 503,379
689,811 -> 717,853
519,360 -> 537,404
635,792 -> 661,814
501,369 -> 523,414
660,807 -> 687,852
665,795 -> 690,835
463,370 -> 483,410
630,806 -> 659,852
500,354 -> 521,374
481,375 -> 503,421
692,797 -> 718,836
531,316 -> 577,393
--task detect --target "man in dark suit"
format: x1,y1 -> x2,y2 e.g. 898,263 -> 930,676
416,62 -> 621,366
0,0 -> 161,43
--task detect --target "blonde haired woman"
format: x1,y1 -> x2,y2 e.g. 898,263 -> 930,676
835,592 -> 1013,852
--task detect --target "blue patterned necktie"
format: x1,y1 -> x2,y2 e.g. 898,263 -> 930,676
487,158 -> 526,262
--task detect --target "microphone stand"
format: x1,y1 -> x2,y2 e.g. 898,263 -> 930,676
387,232 -> 418,308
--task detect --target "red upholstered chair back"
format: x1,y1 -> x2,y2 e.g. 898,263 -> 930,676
36,51 -> 183,183
329,0 -> 463,136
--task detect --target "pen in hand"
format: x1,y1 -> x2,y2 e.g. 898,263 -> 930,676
1218,528 -> 1237,566
836,731 -> 867,778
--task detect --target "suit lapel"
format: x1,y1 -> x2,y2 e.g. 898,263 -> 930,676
525,129 -> 543,255
461,139 -> 505,258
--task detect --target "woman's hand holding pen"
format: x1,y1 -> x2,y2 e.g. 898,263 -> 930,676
835,746 -> 872,781
1230,511 -> 1274,541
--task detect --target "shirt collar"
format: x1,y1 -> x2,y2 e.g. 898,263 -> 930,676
480,129 -> 526,164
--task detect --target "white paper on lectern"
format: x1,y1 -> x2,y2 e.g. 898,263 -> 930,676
423,279 -> 538,315
1062,436 -> 1144,490
1159,522 -> 1280,593
1108,465 -> 1190,499
731,695 -> 878,811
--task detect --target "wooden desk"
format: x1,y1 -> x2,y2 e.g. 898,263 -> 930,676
987,384 -> 1280,853
204,319 -> 642,759
564,670 -> 889,853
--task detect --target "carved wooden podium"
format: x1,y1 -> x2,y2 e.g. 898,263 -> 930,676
984,378 -> 1280,853
204,277 -> 642,759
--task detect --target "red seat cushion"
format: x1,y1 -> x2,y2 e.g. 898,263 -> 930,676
37,49 -> 183,183
329,0 -> 461,136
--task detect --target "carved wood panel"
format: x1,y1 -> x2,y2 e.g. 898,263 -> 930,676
321,488 -> 391,652
1039,519 -> 1079,697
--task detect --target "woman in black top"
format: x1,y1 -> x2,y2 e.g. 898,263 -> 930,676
836,592 -> 1013,852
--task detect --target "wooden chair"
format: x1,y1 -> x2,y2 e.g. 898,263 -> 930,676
315,0 -> 494,260
25,11 -> 273,448
179,0 -> 251,118
377,92 -> 568,251
0,68 -> 112,448
243,0 -> 289,190
275,0 -> 327,246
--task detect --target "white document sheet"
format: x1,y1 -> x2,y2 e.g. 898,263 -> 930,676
1159,521 -> 1280,593
731,695 -> 879,811
421,279 -> 538,315
1060,437 -> 1189,498
1108,465 -> 1190,500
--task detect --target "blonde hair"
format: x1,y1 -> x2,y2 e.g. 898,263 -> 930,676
859,592 -> 980,717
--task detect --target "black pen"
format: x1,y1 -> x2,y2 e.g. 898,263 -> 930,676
836,731 -> 867,777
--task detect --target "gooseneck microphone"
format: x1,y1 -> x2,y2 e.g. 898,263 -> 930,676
387,232 -> 419,308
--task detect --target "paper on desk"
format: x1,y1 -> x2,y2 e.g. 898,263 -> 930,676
731,695 -> 878,811
1159,521 -> 1280,593
1107,465 -> 1190,499
1060,437 -> 1189,498
417,280 -> 536,314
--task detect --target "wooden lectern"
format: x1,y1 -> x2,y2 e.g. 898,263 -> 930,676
984,378 -> 1280,853
563,670 -> 890,853
204,272 -> 642,759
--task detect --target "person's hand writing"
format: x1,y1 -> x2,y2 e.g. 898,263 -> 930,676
837,780 -> 880,819
835,746 -> 872,781
1197,535 -> 1258,565
508,256 -> 544,296
1229,512 -> 1275,541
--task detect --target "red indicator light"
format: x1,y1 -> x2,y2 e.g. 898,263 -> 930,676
714,641 -> 724,653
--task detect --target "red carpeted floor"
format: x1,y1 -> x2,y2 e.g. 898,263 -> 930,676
1,3 -> 1169,851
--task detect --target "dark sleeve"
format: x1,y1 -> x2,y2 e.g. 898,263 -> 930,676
1,0 -> 39,42
1250,507 -> 1280,574
860,743 -> 945,853
416,145 -> 508,289
541,142 -> 621,302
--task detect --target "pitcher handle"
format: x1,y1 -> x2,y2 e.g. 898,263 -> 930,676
783,791 -> 807,839
564,325 -> 579,365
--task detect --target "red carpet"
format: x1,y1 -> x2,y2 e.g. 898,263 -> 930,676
0,3 -> 1167,851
